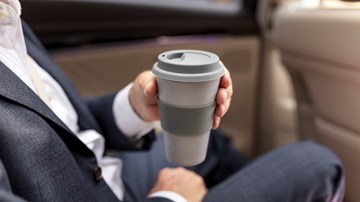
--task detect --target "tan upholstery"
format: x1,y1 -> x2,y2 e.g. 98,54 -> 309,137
274,4 -> 360,201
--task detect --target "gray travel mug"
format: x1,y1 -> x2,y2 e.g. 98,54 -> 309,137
152,50 -> 224,166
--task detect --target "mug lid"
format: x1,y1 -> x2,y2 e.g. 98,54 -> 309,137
152,50 -> 224,82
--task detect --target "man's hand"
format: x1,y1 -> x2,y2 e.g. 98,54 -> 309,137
129,70 -> 159,122
129,62 -> 233,128
213,62 -> 233,129
149,167 -> 207,202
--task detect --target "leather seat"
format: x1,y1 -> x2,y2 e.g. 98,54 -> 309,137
274,3 -> 360,201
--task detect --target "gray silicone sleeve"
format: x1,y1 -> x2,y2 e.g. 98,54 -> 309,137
158,99 -> 215,136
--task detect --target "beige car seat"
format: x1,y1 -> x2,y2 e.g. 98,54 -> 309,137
274,3 -> 360,201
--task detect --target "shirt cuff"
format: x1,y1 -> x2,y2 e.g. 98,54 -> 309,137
148,191 -> 188,202
113,83 -> 154,139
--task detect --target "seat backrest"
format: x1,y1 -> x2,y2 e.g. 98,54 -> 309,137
274,4 -> 360,201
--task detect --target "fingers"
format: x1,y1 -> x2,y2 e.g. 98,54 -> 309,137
215,95 -> 231,116
158,167 -> 202,187
215,103 -> 225,118
213,62 -> 233,129
216,88 -> 227,106
157,167 -> 193,186
129,70 -> 159,121
213,97 -> 231,129
150,167 -> 207,202
219,61 -> 232,88
213,116 -> 221,129
219,66 -> 233,98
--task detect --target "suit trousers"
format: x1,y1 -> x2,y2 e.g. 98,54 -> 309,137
117,130 -> 344,202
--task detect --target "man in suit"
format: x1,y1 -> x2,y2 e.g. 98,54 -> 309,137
0,0 -> 344,201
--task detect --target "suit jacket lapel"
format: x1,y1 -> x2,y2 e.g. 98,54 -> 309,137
24,38 -> 102,133
0,61 -> 97,159
21,20 -> 101,132
0,61 -> 73,135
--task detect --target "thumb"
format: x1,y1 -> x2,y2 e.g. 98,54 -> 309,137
144,77 -> 158,97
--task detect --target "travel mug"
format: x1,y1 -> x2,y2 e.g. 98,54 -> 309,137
153,50 -> 224,166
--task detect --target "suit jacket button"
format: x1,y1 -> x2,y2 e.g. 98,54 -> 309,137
94,166 -> 102,182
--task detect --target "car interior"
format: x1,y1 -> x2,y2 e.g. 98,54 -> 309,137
21,0 -> 360,201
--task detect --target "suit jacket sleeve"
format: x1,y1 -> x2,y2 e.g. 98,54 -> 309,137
86,93 -> 156,151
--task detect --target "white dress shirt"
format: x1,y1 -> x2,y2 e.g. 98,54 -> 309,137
0,1 -> 187,201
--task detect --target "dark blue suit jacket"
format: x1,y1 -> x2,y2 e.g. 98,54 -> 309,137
0,22 -> 164,202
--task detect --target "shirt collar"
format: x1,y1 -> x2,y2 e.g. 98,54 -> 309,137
0,0 -> 27,73
0,0 -> 21,16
